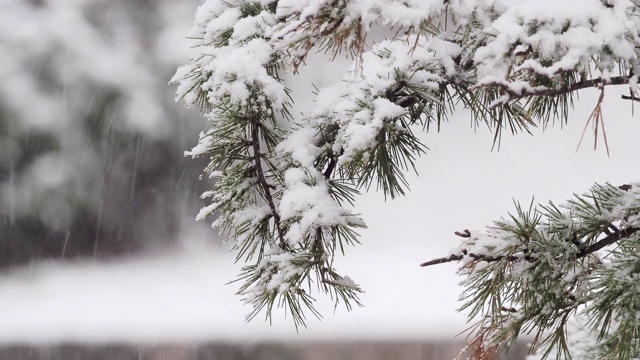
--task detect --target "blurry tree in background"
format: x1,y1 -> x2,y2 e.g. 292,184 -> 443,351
173,0 -> 640,359
0,0 -> 211,266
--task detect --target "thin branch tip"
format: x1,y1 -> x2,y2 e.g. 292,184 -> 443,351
455,229 -> 471,238
420,254 -> 463,267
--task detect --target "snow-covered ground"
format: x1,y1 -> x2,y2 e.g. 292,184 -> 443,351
1,87 -> 639,344
0,242 -> 462,343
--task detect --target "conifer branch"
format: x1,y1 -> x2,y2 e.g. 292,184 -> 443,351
175,1 -> 640,356
577,227 -> 640,258
420,249 -> 531,267
249,118 -> 286,250
420,254 -> 462,267
421,227 -> 640,267
474,75 -> 630,109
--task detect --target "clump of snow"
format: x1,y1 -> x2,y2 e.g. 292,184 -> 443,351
454,0 -> 640,96
184,131 -> 214,158
172,3 -> 287,113
272,0 -> 446,46
278,166 -> 362,246
293,35 -> 453,166
333,275 -> 360,290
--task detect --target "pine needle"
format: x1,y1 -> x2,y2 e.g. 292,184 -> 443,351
576,88 -> 610,157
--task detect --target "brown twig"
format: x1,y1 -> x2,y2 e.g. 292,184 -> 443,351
455,326 -> 499,360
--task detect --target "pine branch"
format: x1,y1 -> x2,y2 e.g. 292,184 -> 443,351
421,227 -> 640,267
420,254 -> 462,266
420,249 -> 530,267
250,117 -> 286,250
577,227 -> 640,258
475,75 -> 630,108
177,1 -> 640,352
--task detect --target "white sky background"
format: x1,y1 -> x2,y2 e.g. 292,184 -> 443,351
2,7 -> 640,344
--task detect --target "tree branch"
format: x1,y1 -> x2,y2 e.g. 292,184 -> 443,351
250,118 -> 287,250
421,227 -> 640,268
474,75 -> 630,108
420,249 -> 527,267
577,227 -> 640,258
420,254 -> 462,266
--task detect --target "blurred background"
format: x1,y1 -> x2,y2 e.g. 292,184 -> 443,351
1,1 -> 639,359
0,0 -> 210,265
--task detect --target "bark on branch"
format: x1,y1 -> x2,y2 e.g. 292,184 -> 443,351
577,227 -> 640,257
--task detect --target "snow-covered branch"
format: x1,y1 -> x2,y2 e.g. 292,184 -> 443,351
174,0 -> 640,356
427,182 -> 640,359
